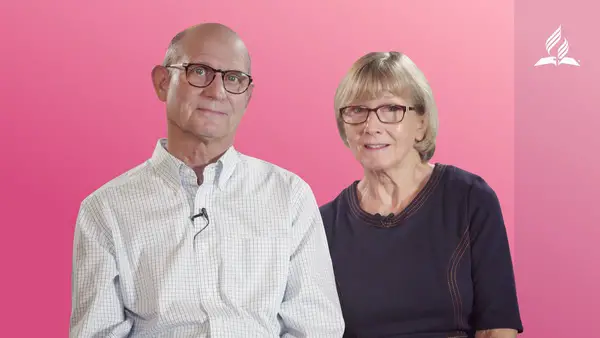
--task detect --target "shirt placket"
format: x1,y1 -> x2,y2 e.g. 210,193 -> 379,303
192,164 -> 224,334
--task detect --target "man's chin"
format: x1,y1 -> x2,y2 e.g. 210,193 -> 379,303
187,120 -> 224,137
188,126 -> 230,141
192,131 -> 222,140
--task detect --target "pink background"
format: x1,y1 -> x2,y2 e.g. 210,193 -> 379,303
1,0 -> 593,337
515,0 -> 600,336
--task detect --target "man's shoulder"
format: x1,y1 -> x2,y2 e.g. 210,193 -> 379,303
80,161 -> 152,208
237,153 -> 310,190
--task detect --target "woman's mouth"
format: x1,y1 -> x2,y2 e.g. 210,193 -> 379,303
364,144 -> 390,150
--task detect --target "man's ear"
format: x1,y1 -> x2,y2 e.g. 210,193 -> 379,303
151,65 -> 170,102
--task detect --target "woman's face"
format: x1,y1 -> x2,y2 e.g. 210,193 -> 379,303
342,92 -> 426,171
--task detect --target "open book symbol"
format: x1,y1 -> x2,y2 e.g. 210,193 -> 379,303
534,25 -> 580,67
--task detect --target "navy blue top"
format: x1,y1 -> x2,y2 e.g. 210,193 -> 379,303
320,164 -> 523,338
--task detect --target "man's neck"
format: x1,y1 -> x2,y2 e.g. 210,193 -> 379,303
166,130 -> 232,184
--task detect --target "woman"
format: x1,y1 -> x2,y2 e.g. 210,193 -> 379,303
320,52 -> 523,338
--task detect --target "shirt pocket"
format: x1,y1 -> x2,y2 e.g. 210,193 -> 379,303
218,235 -> 290,311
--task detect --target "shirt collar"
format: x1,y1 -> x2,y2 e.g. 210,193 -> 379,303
149,138 -> 241,190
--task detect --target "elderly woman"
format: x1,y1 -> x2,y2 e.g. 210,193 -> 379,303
320,51 -> 523,338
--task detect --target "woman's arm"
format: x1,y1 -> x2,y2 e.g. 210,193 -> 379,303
468,177 -> 524,335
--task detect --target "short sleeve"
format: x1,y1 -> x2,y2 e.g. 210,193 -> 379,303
468,178 -> 523,333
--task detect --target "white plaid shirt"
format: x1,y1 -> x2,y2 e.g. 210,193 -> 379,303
69,139 -> 344,338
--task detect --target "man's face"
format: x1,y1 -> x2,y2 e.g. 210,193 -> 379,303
154,32 -> 253,142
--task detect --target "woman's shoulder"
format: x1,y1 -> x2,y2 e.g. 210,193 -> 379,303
437,163 -> 502,215
319,181 -> 357,226
438,163 -> 496,195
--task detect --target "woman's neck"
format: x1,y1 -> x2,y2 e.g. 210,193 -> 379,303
357,159 -> 434,216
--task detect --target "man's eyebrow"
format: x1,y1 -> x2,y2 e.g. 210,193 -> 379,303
187,62 -> 250,73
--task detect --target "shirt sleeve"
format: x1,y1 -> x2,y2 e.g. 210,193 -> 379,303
468,178 -> 524,333
278,178 -> 346,337
69,197 -> 133,338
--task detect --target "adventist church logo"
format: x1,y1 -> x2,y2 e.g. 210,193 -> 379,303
534,25 -> 580,67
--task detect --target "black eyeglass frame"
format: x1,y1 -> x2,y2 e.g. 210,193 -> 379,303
339,104 -> 415,125
166,62 -> 253,94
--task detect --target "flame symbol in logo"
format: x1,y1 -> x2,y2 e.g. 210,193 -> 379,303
545,25 -> 562,54
535,25 -> 580,67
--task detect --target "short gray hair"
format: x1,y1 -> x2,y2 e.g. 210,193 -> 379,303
334,51 -> 439,161
162,30 -> 188,67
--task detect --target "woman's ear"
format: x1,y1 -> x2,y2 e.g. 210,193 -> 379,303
415,113 -> 427,142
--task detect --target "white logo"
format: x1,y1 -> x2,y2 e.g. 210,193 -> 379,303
534,25 -> 580,67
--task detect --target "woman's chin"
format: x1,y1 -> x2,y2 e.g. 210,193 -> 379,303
360,159 -> 394,172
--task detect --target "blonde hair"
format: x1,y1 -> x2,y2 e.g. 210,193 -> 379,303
334,51 -> 439,161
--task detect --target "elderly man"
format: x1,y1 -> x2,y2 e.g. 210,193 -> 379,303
69,23 -> 344,337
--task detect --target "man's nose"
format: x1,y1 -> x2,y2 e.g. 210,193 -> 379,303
201,74 -> 227,100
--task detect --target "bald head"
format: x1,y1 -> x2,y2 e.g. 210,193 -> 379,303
162,23 -> 251,73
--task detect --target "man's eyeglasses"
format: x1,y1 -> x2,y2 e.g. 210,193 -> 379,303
339,104 -> 414,125
166,63 -> 253,94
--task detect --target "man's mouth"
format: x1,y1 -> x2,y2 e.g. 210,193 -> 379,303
196,108 -> 226,115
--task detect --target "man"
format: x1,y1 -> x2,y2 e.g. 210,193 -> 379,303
69,23 -> 344,337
